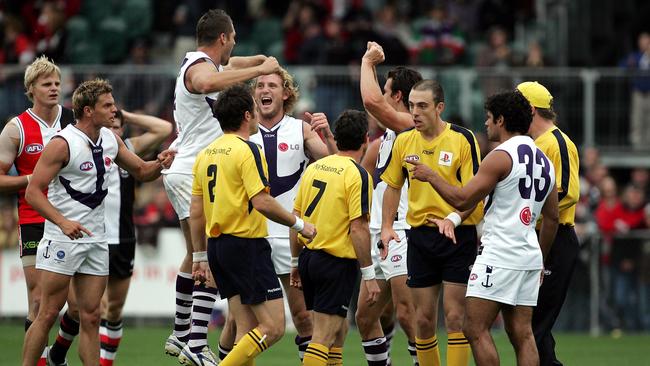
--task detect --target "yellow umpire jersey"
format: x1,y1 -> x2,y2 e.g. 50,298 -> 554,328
534,126 -> 580,225
381,123 -> 483,227
294,154 -> 373,259
192,134 -> 270,238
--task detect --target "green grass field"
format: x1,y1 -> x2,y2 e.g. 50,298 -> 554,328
2,323 -> 649,365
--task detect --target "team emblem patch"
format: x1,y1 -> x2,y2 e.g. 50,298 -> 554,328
79,161 -> 94,171
278,142 -> 288,152
520,207 -> 532,226
56,250 -> 65,259
104,157 -> 112,166
25,143 -> 44,154
438,151 -> 453,166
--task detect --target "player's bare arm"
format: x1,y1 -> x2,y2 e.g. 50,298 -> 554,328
360,138 -> 380,176
408,149 -> 511,211
380,184 -> 402,258
289,209 -> 304,289
360,42 -> 413,132
539,185 -> 559,262
186,57 -> 279,94
120,110 -> 173,157
303,112 -> 337,158
189,194 -> 209,283
426,206 -> 476,245
225,54 -> 266,70
25,137 -> 91,240
350,215 -> 380,304
114,135 -> 173,182
250,190 -> 316,240
0,119 -> 30,193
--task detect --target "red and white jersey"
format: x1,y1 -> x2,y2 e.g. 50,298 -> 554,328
13,105 -> 74,225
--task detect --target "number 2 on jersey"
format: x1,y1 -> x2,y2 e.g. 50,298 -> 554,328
305,179 -> 327,216
517,145 -> 551,202
207,164 -> 217,202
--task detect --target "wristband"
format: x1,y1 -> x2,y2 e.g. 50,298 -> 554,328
291,216 -> 305,232
193,251 -> 208,262
445,212 -> 462,228
26,174 -> 32,184
360,265 -> 375,281
290,256 -> 299,268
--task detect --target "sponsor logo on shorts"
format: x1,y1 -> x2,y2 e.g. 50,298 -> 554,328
56,250 -> 65,259
25,143 -> 44,154
520,206 -> 532,226
22,240 -> 38,250
390,255 -> 402,262
469,273 -> 478,281
267,287 -> 281,293
79,161 -> 94,171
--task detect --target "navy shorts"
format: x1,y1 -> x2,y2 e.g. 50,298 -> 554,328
407,225 -> 477,287
19,223 -> 43,257
108,240 -> 135,279
299,249 -> 358,318
208,234 -> 283,304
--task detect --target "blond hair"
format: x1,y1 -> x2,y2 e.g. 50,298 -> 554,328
24,56 -> 61,102
254,67 -> 300,114
72,79 -> 113,118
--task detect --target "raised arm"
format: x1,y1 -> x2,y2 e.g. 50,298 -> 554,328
120,110 -> 172,157
225,55 -> 266,70
0,119 -> 29,193
360,42 -> 414,132
303,112 -> 337,159
360,138 -> 381,177
26,138 -> 91,239
187,57 -> 280,94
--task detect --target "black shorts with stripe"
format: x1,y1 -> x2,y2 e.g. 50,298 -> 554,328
299,248 -> 358,318
207,234 -> 282,304
108,239 -> 136,279
19,223 -> 43,257
407,225 -> 477,287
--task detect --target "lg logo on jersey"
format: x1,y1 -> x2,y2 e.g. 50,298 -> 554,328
25,143 -> 44,154
278,142 -> 299,152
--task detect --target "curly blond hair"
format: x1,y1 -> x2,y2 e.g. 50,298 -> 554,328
254,67 -> 300,114
24,56 -> 61,102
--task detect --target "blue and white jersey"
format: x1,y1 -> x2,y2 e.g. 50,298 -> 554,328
164,51 -> 224,175
369,129 -> 410,231
105,139 -> 136,245
44,125 -> 119,243
250,115 -> 308,238
477,135 -> 556,270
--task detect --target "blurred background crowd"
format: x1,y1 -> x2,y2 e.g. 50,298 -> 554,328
1,0 -> 649,334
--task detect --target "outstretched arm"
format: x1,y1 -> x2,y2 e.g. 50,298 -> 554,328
120,110 -> 172,157
225,55 -> 267,70
187,57 -> 280,94
115,135 -> 172,182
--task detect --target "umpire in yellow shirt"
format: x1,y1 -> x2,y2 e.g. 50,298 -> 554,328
381,80 -> 482,366
518,81 -> 580,366
290,110 -> 380,366
189,84 -> 316,366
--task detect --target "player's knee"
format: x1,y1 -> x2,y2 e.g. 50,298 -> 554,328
444,311 -> 464,332
262,322 -> 285,343
39,306 -> 61,327
79,307 -> 101,329
292,309 -> 312,332
355,309 -> 375,334
395,309 -> 413,331
505,325 -> 533,348
416,310 -> 436,331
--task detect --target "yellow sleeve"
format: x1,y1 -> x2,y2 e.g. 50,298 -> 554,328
459,132 -> 480,184
241,146 -> 270,199
191,153 -> 204,196
347,166 -> 371,221
380,135 -> 405,189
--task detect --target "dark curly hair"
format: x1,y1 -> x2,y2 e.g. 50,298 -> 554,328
212,83 -> 254,132
333,110 -> 368,151
386,67 -> 423,109
484,91 -> 532,134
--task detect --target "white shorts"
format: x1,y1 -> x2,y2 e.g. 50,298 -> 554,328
466,263 -> 541,306
163,173 -> 193,220
35,239 -> 109,276
268,237 -> 291,275
370,230 -> 408,281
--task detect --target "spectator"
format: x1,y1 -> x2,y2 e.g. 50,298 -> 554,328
413,2 -> 465,65
33,1 -> 67,62
621,31 -> 650,149
283,1 -> 324,64
134,183 -> 178,247
476,26 -> 519,96
1,15 -> 35,64
525,40 -> 552,67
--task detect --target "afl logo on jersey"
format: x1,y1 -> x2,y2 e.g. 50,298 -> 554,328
405,154 -> 420,162
80,161 -> 94,171
25,143 -> 44,154
520,207 -> 532,226
278,142 -> 289,152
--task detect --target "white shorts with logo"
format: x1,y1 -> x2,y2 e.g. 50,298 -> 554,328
35,239 -> 109,276
162,173 -> 193,220
466,263 -> 541,306
370,229 -> 408,281
268,237 -> 291,275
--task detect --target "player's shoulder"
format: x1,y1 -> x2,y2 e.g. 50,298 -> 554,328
449,123 -> 477,144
